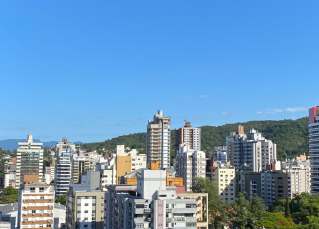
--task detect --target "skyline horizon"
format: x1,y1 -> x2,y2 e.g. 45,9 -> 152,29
1,1 -> 318,142
0,113 -> 309,143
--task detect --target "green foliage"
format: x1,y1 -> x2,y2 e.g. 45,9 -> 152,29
78,117 -> 308,161
0,148 -> 16,188
272,199 -> 286,215
79,133 -> 146,152
256,212 -> 296,229
55,194 -> 66,205
0,186 -> 19,204
285,197 -> 291,218
192,177 -> 227,228
270,193 -> 319,228
249,194 -> 268,227
229,192 -> 251,228
200,117 -> 308,160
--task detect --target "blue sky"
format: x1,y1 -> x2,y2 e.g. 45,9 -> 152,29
0,1 -> 318,143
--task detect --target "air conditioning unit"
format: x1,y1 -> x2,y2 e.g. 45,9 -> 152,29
32,220 -> 35,223
32,213 -> 35,216
47,220 -> 51,223
40,213 -> 43,216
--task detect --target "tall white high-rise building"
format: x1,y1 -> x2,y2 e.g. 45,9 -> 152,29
309,107 -> 319,194
174,120 -> 201,155
15,134 -> 43,188
227,126 -> 277,172
146,110 -> 171,169
175,143 -> 206,191
54,138 -> 75,197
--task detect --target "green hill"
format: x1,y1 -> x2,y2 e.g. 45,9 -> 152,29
80,117 -> 309,161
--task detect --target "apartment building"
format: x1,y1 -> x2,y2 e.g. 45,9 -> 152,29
45,163 -> 55,185
105,170 -> 198,229
54,138 -> 75,197
282,157 -> 311,195
146,110 -> 171,169
66,183 -> 104,229
72,151 -> 90,184
98,145 -> 147,191
236,168 -> 291,206
17,175 -> 54,229
309,106 -> 319,194
120,164 -> 183,187
174,120 -> 201,154
175,143 -> 206,191
236,170 -> 263,201
210,146 -> 227,163
212,165 -> 236,204
176,193 -> 209,229
4,158 -> 16,188
227,126 -> 277,172
15,134 -> 43,188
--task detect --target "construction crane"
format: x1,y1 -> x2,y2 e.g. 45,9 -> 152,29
184,119 -> 191,127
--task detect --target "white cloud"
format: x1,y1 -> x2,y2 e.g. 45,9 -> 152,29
257,107 -> 308,115
180,96 -> 194,99
285,107 -> 308,112
221,112 -> 228,116
199,94 -> 211,98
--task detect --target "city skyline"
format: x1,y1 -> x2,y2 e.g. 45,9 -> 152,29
0,1 -> 318,142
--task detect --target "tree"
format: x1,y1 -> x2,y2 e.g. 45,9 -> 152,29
256,212 -> 295,229
0,186 -> 19,204
285,197 -> 291,218
192,177 -> 227,228
248,194 -> 267,227
55,194 -> 66,205
229,192 -> 251,228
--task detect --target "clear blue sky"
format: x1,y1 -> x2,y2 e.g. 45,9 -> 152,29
0,1 -> 318,143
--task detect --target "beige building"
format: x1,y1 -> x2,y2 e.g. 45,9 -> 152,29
72,151 -> 90,183
174,120 -> 201,155
177,193 -> 208,229
288,166 -> 311,197
146,110 -> 171,169
16,134 -> 44,188
99,145 -> 147,190
212,165 -> 236,204
17,174 -> 54,229
66,184 -> 104,229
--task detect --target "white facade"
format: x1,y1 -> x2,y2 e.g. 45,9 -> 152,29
227,128 -> 277,172
4,173 -> 15,188
55,139 -> 75,197
18,183 -> 54,229
212,166 -> 236,204
105,170 -> 198,229
66,185 -> 105,229
147,110 -> 171,169
15,134 -> 43,188
175,144 -> 206,191
210,146 -> 227,163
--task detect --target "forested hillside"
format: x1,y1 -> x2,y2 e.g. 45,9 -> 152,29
80,117 -> 309,161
